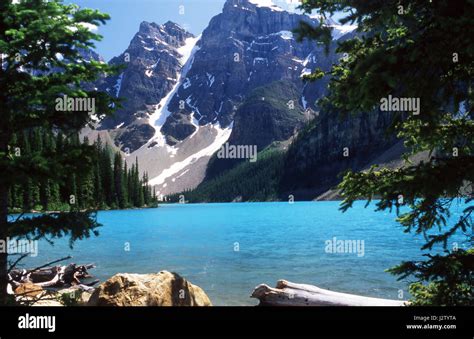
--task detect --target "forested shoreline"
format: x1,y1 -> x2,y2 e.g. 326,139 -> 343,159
167,150 -> 286,203
7,129 -> 157,213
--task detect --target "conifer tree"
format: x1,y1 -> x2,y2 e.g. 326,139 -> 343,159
297,0 -> 473,305
0,0 -> 117,304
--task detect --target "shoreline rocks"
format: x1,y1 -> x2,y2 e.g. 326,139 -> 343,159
12,268 -> 211,307
87,271 -> 212,306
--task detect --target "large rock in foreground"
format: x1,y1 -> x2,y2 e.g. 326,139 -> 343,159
87,271 -> 212,306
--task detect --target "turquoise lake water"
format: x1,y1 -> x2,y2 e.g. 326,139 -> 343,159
17,201 -> 469,306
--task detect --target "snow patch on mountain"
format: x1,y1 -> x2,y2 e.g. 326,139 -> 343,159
301,68 -> 312,77
178,36 -> 199,66
186,96 -> 203,117
206,72 -> 215,87
275,30 -> 294,40
301,96 -> 308,110
248,0 -> 283,11
331,24 -> 358,39
149,124 -> 232,187
113,73 -> 124,97
147,36 -> 200,148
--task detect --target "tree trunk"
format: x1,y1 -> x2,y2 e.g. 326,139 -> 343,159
251,280 -> 407,306
0,50 -> 10,305
0,157 -> 9,305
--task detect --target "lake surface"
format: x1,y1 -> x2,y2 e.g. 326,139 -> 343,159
18,201 -> 468,306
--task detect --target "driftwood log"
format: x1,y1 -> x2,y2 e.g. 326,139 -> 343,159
251,280 -> 407,306
8,260 -> 98,293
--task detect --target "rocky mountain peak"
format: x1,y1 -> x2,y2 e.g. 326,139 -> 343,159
217,0 -> 315,36
159,0 -> 321,145
134,20 -> 192,51
97,21 -> 195,151
162,20 -> 186,34
86,3 -> 358,197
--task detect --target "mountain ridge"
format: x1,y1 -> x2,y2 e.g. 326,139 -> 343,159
84,0 -> 360,198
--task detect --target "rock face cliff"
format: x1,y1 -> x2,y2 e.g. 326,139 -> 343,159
280,108 -> 400,199
205,79 -> 313,178
229,80 -> 309,150
169,0 -> 347,179
161,0 -> 330,145
87,271 -> 212,306
97,21 -> 194,152
87,0 -> 360,197
185,107 -> 401,202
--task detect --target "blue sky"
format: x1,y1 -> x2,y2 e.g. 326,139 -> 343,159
66,0 -> 343,62
67,0 -> 228,61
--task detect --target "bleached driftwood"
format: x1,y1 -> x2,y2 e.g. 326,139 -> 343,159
8,261 -> 97,294
251,280 -> 407,306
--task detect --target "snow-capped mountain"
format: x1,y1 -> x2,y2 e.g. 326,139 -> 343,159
88,0 -> 357,197
97,21 -> 195,152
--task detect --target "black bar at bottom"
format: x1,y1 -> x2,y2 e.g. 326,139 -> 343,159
0,306 -> 472,338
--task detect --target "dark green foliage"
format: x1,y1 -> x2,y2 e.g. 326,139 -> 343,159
387,248 -> 474,306
168,150 -> 286,203
59,289 -> 83,306
241,80 -> 305,119
297,0 -> 474,305
0,0 -> 119,304
7,130 -> 157,212
205,80 -> 307,180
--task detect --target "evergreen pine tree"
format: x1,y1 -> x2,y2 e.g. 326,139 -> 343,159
0,0 -> 117,304
296,0 -> 474,305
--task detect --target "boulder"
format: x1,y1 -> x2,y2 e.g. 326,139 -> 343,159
87,271 -> 212,306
